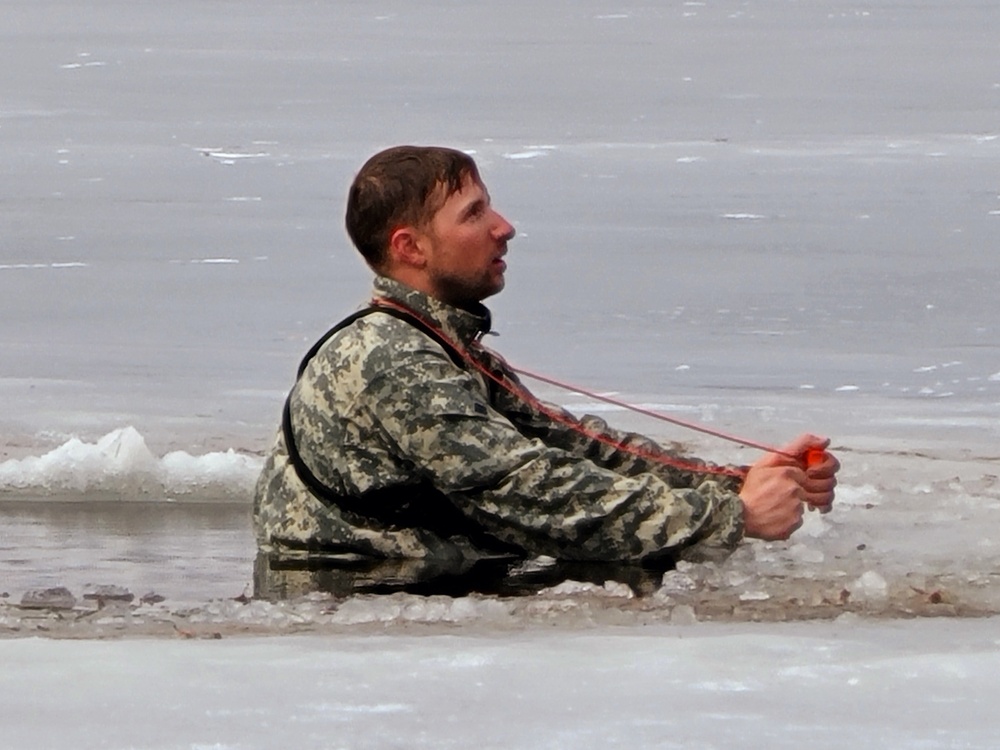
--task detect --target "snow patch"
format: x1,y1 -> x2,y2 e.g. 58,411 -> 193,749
0,427 -> 261,498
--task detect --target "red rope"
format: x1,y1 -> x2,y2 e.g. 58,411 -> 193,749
507,366 -> 794,458
371,297 -> 771,480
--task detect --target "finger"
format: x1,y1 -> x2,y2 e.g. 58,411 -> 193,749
806,452 -> 840,477
806,463 -> 837,481
805,494 -> 834,511
777,433 -> 830,458
756,443 -> 817,470
756,435 -> 832,471
802,473 -> 837,493
804,486 -> 835,509
803,475 -> 836,497
804,498 -> 834,513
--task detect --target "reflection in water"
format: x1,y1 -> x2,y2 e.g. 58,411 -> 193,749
254,552 -> 667,600
0,499 -> 255,601
1,499 -> 668,603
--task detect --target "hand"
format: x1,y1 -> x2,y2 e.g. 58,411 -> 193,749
739,458 -> 806,541
792,435 -> 840,513
739,433 -> 839,539
775,434 -> 840,513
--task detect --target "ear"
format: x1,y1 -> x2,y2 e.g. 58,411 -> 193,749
386,225 -> 428,270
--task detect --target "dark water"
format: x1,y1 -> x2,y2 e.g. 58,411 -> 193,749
0,500 -> 255,602
1,499 -> 672,602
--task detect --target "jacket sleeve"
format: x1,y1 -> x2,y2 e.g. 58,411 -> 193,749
359,352 -> 744,562
503,392 -> 746,495
477,352 -> 746,493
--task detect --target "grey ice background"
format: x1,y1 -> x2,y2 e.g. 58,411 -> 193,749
3,619 -> 1000,750
2,5 -> 1000,745
3,0 -> 999,458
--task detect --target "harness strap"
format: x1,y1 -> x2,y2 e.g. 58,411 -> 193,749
293,306 -> 466,378
281,306 -> 519,554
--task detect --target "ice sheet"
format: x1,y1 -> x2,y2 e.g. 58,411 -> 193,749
1,619 -> 999,749
2,0 -> 999,657
2,0 -> 999,456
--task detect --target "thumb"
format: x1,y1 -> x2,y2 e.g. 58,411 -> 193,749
759,433 -> 830,468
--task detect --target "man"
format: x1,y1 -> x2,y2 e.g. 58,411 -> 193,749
253,145 -> 838,596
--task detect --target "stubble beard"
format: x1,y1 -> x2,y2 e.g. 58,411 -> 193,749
431,268 -> 505,309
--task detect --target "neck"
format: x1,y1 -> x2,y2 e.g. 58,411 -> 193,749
380,270 -> 481,311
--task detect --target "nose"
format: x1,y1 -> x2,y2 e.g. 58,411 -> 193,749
492,210 -> 516,242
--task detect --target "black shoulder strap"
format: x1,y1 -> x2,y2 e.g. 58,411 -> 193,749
283,306 -> 466,510
294,306 -> 465,379
281,306 -> 519,554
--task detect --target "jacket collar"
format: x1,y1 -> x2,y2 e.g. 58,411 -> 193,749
371,276 -> 493,345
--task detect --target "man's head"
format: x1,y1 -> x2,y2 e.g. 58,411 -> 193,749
346,145 -> 515,307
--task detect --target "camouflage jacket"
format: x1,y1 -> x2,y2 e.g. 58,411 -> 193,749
253,276 -> 745,564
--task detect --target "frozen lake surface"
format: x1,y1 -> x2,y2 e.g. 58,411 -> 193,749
3,618 -> 999,749
1,3 -> 999,742
2,0 -> 999,457
2,0 -> 998,608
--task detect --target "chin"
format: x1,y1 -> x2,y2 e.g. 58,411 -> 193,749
484,279 -> 505,299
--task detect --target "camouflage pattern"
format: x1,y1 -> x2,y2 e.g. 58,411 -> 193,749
253,276 -> 745,570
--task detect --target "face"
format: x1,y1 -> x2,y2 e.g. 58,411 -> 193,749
417,175 -> 516,308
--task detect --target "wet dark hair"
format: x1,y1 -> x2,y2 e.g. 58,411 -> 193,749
345,145 -> 480,269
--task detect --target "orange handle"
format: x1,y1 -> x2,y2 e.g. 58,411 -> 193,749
804,448 -> 827,468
